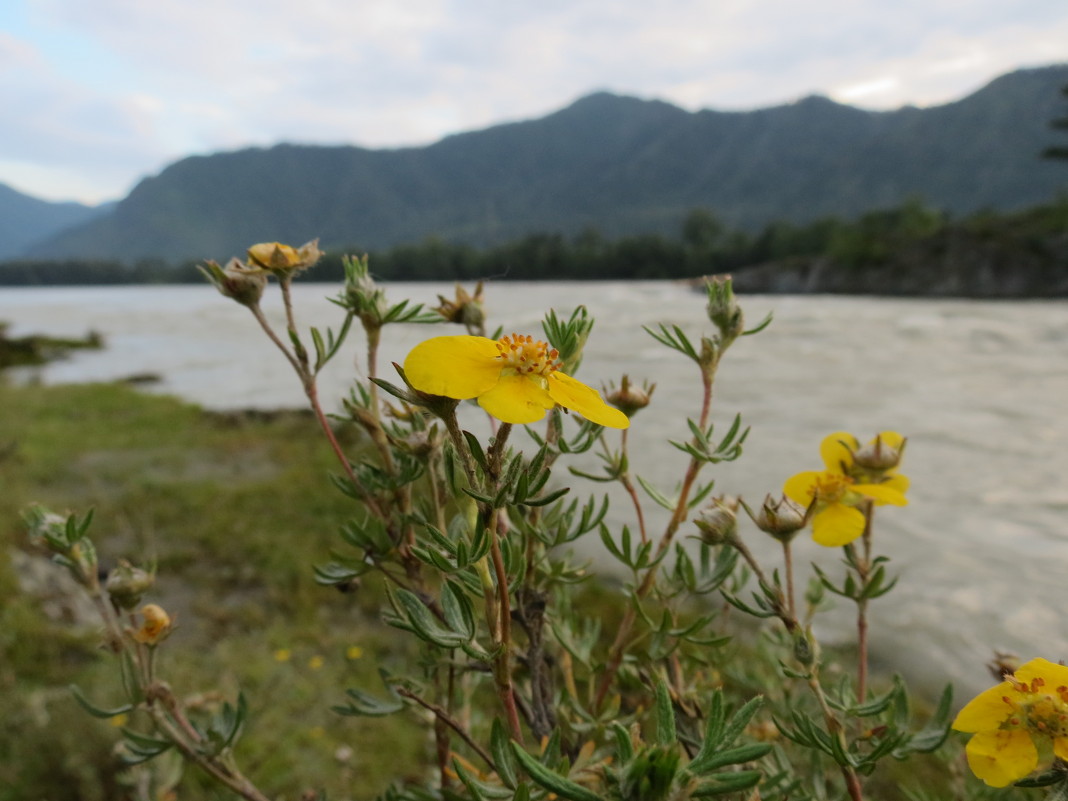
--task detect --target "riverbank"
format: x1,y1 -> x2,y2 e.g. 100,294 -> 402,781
0,381 -> 422,799
0,320 -> 103,368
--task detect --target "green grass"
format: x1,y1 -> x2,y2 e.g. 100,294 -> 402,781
0,381 -> 424,800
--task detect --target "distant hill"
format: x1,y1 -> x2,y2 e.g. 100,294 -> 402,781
21,64 -> 1068,263
0,183 -> 110,260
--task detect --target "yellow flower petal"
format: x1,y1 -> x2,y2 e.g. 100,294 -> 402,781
811,503 -> 866,547
952,683 -> 1014,732
783,471 -> 822,507
547,373 -> 630,429
881,473 -> 910,495
477,374 -> 554,424
1015,657 -> 1068,688
964,729 -> 1038,788
853,483 -> 908,507
820,431 -> 857,473
404,336 -> 502,399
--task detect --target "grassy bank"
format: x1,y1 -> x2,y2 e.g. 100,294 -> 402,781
0,381 -> 423,800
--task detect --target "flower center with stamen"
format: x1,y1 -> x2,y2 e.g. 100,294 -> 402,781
495,334 -> 561,377
1003,679 -> 1068,738
811,472 -> 854,503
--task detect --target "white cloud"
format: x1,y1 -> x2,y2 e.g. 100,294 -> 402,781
2,0 -> 1067,202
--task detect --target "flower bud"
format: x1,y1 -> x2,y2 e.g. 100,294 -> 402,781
851,434 -> 906,472
793,626 -> 819,668
131,604 -> 173,646
744,494 -> 808,542
435,282 -> 485,333
199,258 -> 267,307
704,275 -> 745,345
105,560 -> 155,610
341,254 -> 390,326
604,375 -> 655,418
694,496 -> 739,545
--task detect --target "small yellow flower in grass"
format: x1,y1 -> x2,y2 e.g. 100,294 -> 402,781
403,334 -> 629,428
273,648 -> 292,662
109,713 -> 128,728
783,431 -> 908,547
346,646 -> 363,660
953,657 -> 1068,787
308,655 -> 324,670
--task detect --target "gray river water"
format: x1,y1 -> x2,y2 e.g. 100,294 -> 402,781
3,281 -> 1067,698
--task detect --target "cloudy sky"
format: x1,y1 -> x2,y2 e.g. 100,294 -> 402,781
2,0 -> 1066,205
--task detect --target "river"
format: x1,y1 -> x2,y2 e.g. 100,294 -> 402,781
2,281 -> 1067,698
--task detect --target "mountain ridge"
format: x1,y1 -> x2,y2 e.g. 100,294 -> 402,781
0,183 -> 110,260
17,63 -> 1068,263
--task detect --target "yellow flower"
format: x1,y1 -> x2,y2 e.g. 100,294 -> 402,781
783,431 -> 908,547
403,334 -> 629,428
130,604 -> 173,645
245,239 -> 322,275
953,657 -> 1068,787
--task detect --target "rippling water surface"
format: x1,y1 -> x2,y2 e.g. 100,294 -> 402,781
3,281 -> 1067,697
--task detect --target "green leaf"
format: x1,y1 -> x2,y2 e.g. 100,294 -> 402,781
442,581 -> 476,640
69,685 -> 133,719
691,770 -> 763,796
742,312 -> 773,336
612,723 -> 634,762
463,430 -> 489,473
687,744 -> 772,776
490,719 -> 518,789
333,670 -> 405,717
452,758 -> 514,799
521,486 -> 571,508
654,678 -> 676,746
120,728 -> 174,765
510,744 -> 603,801
392,588 -> 471,648
636,475 -> 676,511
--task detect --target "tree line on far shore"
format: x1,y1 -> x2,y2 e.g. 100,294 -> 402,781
1,196 -> 1066,287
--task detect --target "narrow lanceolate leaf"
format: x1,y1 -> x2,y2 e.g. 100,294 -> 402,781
636,475 -> 677,510
490,719 -> 518,789
902,683 -> 953,754
69,685 -> 133,719
691,770 -> 763,796
394,588 -> 471,648
120,728 -> 174,765
442,580 -> 477,640
655,678 -> 677,746
686,743 -> 772,776
510,743 -> 603,801
611,723 -> 635,762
